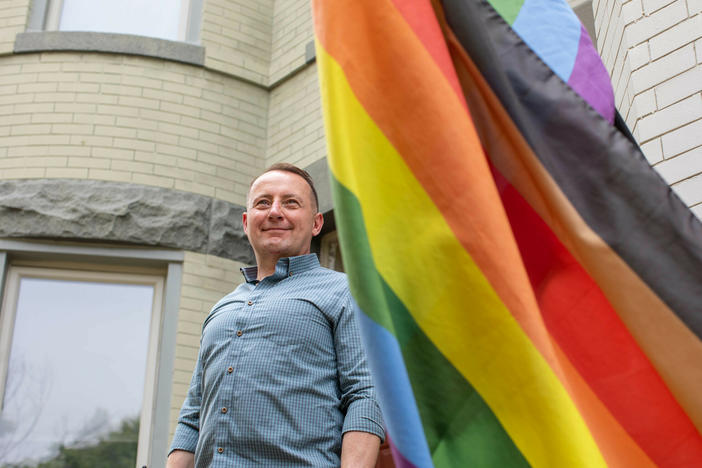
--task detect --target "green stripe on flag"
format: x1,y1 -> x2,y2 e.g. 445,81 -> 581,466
331,175 -> 531,466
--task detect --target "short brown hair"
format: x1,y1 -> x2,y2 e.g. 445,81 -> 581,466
250,162 -> 319,212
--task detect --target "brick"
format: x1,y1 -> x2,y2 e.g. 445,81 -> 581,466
0,167 -> 45,178
638,94 -> 702,140
0,93 -> 33,105
45,168 -> 89,178
54,103 -> 96,113
131,173 -> 174,189
649,15 -> 702,59
697,38 -> 702,62
136,129 -> 179,145
655,67 -> 702,107
70,135 -> 113,147
160,101 -> 200,118
135,151 -> 177,167
97,104 -> 139,117
92,147 -> 135,161
632,88 -> 657,118
155,143 -> 197,160
118,95 -> 160,110
642,0 -> 676,13
87,169 -> 133,183
174,179 -> 215,197
68,157 -> 111,169
112,138 -> 156,152
181,115 -> 220,134
51,123 -> 93,134
689,0 -> 702,13
625,0 -> 687,46
654,146 -> 702,183
0,113 -> 30,125
100,84 -> 142,97
671,173 -> 702,204
10,124 -> 52,135
630,44 -> 695,92
31,113 -> 73,123
17,82 -> 57,93
74,113 -> 116,125
74,93 -> 118,105
661,117 -> 702,155
628,42 -> 650,70
139,109 -> 181,124
47,145 -> 91,156
38,71 -> 80,82
143,88 -> 183,104
94,125 -> 138,138
158,122 -> 198,139
121,75 -> 163,90
33,92 -> 77,103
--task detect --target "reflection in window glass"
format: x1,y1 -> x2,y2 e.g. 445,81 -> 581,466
59,0 -> 184,41
0,278 -> 154,466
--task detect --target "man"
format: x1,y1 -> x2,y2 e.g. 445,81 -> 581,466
168,163 -> 384,467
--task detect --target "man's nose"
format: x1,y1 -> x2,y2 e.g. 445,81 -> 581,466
268,200 -> 283,217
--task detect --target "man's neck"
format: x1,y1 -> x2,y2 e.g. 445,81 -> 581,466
255,257 -> 278,281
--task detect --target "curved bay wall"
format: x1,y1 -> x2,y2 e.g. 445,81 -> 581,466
0,52 -> 266,206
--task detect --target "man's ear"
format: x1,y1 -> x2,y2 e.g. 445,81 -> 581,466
242,211 -> 248,235
312,212 -> 324,236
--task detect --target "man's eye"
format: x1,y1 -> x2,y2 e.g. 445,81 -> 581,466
256,200 -> 271,207
284,200 -> 300,207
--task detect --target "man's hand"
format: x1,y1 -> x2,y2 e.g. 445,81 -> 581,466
340,431 -> 381,468
166,449 -> 194,468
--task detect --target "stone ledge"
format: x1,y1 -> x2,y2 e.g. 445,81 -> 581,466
0,179 -> 253,264
14,31 -> 205,67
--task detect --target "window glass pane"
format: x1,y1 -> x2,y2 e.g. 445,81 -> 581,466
59,0 -> 183,41
0,277 -> 154,466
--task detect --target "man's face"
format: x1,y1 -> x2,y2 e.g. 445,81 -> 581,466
243,170 -> 324,262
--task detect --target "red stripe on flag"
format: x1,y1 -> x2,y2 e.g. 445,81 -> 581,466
493,165 -> 702,467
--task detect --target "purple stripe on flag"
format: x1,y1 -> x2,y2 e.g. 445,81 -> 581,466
387,435 -> 420,468
567,24 -> 615,123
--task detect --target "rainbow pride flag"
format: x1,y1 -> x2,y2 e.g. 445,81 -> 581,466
313,0 -> 702,466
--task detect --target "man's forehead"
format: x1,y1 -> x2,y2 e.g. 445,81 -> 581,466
248,170 -> 312,199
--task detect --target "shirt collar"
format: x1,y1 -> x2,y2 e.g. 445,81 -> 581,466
240,254 -> 320,284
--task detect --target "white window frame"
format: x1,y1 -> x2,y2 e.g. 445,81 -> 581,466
0,267 -> 163,468
0,240 -> 183,468
29,0 -> 203,44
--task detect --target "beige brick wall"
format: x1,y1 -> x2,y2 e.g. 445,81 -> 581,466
201,0 -> 274,86
269,0 -> 314,85
169,251 -> 247,437
594,0 -> 702,216
0,52 -> 267,205
0,0 -> 29,55
265,64 -> 326,169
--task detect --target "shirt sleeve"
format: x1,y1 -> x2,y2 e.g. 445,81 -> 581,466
334,292 -> 386,442
169,351 -> 203,455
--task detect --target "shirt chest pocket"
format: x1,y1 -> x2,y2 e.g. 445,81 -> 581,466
259,298 -> 334,351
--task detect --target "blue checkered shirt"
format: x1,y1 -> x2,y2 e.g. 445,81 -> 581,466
170,254 -> 384,467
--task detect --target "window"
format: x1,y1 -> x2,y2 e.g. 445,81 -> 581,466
29,0 -> 203,43
0,267 -> 163,467
0,240 -> 184,468
60,0 -> 186,41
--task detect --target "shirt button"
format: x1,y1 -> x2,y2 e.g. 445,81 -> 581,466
236,330 -> 243,337
221,407 -> 228,414
217,447 -> 223,454
247,300 -> 253,306
227,366 -> 233,373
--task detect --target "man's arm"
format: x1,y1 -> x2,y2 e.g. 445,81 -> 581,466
341,431 -> 381,468
333,293 -> 385,459
166,449 -> 194,468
